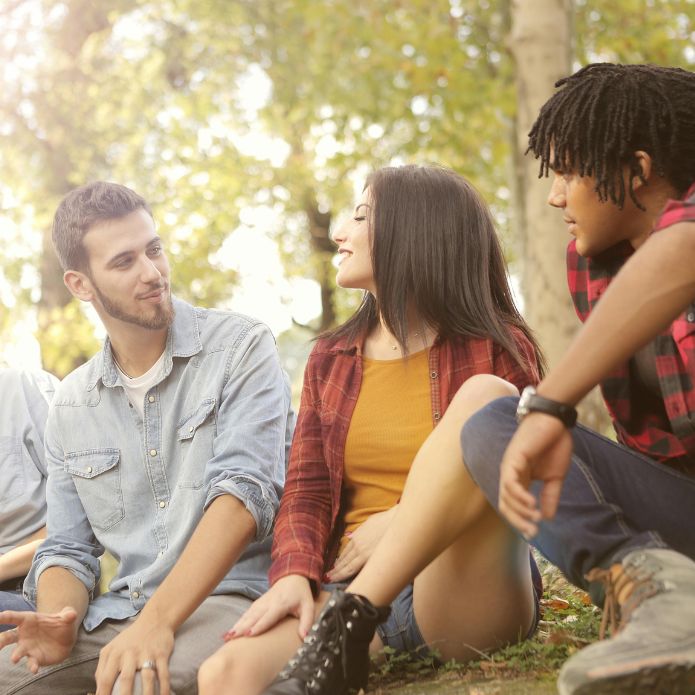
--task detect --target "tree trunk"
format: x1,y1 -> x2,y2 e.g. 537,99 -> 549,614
304,198 -> 337,332
511,0 -> 574,367
510,0 -> 609,427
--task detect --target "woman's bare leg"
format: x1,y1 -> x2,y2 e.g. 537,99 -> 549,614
198,616 -> 304,695
348,374 -> 534,659
197,592 -> 384,695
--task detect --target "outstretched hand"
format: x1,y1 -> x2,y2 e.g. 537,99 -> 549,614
499,412 -> 573,538
226,574 -> 315,640
0,607 -> 79,673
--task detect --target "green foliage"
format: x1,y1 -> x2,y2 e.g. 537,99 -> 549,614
38,301 -> 101,378
0,0 -> 693,364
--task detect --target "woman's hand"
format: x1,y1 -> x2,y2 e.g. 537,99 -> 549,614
326,506 -> 397,583
225,574 -> 315,640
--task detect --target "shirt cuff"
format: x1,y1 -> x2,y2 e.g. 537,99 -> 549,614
268,551 -> 326,589
24,555 -> 99,604
206,475 -> 278,542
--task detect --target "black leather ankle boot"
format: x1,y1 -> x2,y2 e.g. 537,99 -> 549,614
262,590 -> 391,695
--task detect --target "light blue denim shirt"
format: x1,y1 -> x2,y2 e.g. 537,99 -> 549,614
25,298 -> 293,631
0,369 -> 58,553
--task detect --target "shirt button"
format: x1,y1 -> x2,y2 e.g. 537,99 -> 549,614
148,395 -> 155,403
430,371 -> 438,379
132,591 -> 140,599
86,466 -> 93,474
189,426 -> 194,433
159,501 -> 166,508
433,412 -> 441,420
687,312 -> 695,323
149,449 -> 157,457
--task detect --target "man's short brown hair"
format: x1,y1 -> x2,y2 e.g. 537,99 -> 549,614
52,181 -> 152,271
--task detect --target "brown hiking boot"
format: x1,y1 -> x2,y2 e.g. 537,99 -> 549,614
558,548 -> 695,694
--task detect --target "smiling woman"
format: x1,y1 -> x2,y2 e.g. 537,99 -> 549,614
197,164 -> 546,695
333,192 -> 374,294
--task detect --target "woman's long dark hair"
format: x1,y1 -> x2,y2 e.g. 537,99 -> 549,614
323,164 -> 545,376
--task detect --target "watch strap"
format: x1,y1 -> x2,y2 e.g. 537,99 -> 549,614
517,386 -> 578,428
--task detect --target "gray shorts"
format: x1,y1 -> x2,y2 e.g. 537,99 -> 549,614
0,593 -> 251,695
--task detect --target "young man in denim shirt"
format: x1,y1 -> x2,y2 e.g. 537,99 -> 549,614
0,368 -> 58,630
0,182 -> 293,695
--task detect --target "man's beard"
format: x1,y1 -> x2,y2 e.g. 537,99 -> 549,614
92,281 -> 174,330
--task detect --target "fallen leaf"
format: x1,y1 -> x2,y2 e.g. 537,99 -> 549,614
542,596 -> 570,610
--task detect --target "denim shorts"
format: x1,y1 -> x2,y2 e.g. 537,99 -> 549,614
322,581 -> 427,655
322,576 -> 540,660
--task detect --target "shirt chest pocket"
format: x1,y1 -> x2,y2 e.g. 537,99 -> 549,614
176,398 -> 216,489
64,449 -> 125,532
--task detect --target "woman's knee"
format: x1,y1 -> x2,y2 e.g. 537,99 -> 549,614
448,374 -> 519,420
198,651 -> 234,695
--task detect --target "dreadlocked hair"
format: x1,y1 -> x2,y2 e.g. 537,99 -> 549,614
527,63 -> 695,209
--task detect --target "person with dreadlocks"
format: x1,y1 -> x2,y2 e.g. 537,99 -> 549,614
253,63 -> 695,695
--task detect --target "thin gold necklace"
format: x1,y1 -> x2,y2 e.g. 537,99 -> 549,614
390,331 -> 421,351
389,322 -> 430,352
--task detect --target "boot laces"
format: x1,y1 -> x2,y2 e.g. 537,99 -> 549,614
278,597 -> 359,691
585,562 -> 660,640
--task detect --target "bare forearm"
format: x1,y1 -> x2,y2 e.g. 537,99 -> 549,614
138,494 -> 256,631
540,223 -> 695,405
0,528 -> 46,582
36,567 -> 90,640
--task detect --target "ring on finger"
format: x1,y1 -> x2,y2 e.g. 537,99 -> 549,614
139,660 -> 157,671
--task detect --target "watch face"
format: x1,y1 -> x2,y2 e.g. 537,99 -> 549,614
516,386 -> 535,422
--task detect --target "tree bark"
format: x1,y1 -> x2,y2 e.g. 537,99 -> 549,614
510,0 -> 609,427
511,0 -> 574,367
304,198 -> 337,332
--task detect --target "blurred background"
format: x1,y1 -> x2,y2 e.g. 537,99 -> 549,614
0,0 -> 693,417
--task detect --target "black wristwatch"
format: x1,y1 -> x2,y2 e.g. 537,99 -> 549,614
516,386 -> 578,428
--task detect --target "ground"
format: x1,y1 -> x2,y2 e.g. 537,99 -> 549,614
369,554 -> 601,695
100,552 -> 601,694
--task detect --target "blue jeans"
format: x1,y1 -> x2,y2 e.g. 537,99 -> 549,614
462,397 -> 695,605
0,589 -> 35,632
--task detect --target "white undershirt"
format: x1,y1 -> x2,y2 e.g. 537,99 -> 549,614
115,351 -> 167,420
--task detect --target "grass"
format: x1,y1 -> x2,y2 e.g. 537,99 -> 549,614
100,551 -> 601,693
368,554 -> 602,694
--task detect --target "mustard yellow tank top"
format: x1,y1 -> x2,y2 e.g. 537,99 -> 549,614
341,348 -> 433,546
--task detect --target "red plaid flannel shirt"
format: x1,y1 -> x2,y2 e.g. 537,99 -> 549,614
567,182 -> 695,467
269,329 -> 540,587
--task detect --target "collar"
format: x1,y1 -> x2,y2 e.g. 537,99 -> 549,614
88,297 -> 202,391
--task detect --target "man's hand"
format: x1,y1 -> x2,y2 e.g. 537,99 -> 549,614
326,507 -> 397,583
226,574 -> 315,640
499,412 -> 573,538
94,618 -> 174,695
0,607 -> 78,673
